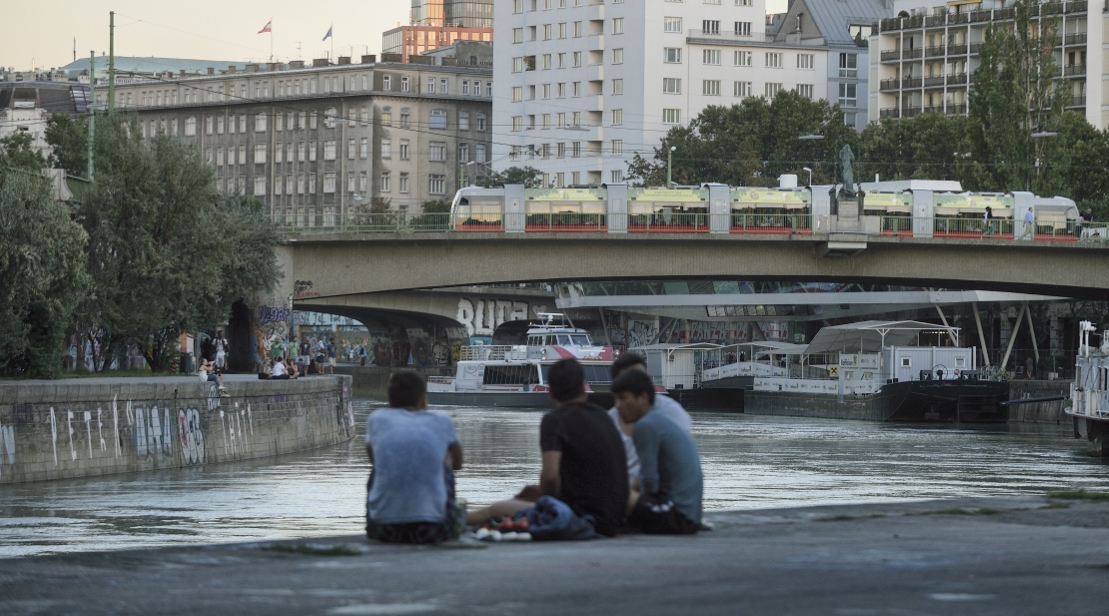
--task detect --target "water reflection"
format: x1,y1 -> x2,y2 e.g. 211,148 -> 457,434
0,399 -> 1104,557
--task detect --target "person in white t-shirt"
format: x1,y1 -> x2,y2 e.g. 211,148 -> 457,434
271,356 -> 290,380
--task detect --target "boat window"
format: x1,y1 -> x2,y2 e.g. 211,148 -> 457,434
570,335 -> 591,345
482,364 -> 539,385
900,357 -> 911,368
955,357 -> 965,367
540,364 -> 611,384
544,336 -> 556,345
557,335 -> 572,345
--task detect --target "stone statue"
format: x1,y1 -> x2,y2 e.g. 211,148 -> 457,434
839,144 -> 855,197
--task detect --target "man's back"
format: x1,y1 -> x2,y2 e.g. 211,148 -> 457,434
634,408 -> 703,525
540,402 -> 628,536
367,409 -> 458,524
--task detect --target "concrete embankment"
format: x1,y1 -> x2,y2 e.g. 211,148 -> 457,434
0,374 -> 354,484
335,365 -> 451,400
3,495 -> 1108,615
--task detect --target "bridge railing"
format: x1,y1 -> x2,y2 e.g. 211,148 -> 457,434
880,216 -> 1108,242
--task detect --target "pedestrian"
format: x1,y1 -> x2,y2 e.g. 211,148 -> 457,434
299,336 -> 311,368
366,371 -> 463,544
213,330 -> 229,374
271,356 -> 291,380
1026,356 -> 1034,379
1078,208 -> 1094,239
1021,208 -> 1035,240
316,337 -> 327,374
982,206 -> 995,239
199,358 -> 229,396
327,338 -> 338,374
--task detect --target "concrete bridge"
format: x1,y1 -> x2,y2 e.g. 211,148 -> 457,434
276,232 -> 1109,306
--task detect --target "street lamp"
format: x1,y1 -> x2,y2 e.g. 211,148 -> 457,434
1029,131 -> 1058,191
802,166 -> 813,186
667,146 -> 676,187
460,160 -> 476,188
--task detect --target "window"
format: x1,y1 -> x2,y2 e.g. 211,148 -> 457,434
514,0 -> 523,12
286,175 -> 293,195
255,113 -> 267,132
542,84 -> 551,99
513,28 -> 524,43
475,144 -> 486,163
611,139 -> 623,155
611,109 -> 623,125
612,18 -> 624,34
238,145 -> 246,165
297,142 -> 306,162
430,109 -> 447,129
544,24 -> 552,39
399,173 -> 409,193
299,112 -> 307,129
254,177 -> 266,197
477,113 -> 486,131
360,138 -> 369,159
254,144 -> 267,164
381,139 -> 391,158
838,82 -> 857,108
735,21 -> 751,36
559,22 -> 567,38
542,113 -> 551,128
429,174 -> 446,195
430,142 -> 447,162
705,0 -> 721,4
383,75 -> 392,90
275,176 -> 282,195
324,141 -> 337,161
426,77 -> 436,94
184,117 -> 196,136
558,53 -> 567,68
734,50 -> 752,67
573,51 -> 582,67
703,49 -> 720,65
216,148 -> 224,166
309,141 -> 317,162
401,76 -> 410,92
359,172 -> 367,192
459,143 -> 469,162
298,174 -> 305,194
381,172 -> 391,192
512,86 -> 523,102
557,112 -> 566,127
543,54 -> 552,69
462,80 -> 470,95
798,54 -> 815,70
664,48 -> 682,63
206,117 -> 214,135
662,108 -> 681,124
400,139 -> 410,159
765,82 -> 783,97
703,80 -> 720,95
512,116 -> 523,132
574,21 -> 582,37
347,172 -> 356,192
703,20 -> 720,34
572,142 -> 580,158
572,82 -> 581,96
217,116 -> 225,135
557,83 -> 566,97
663,78 -> 682,94
736,80 -> 755,98
556,142 -> 565,158
513,57 -> 525,72
323,173 -> 336,194
797,84 -> 813,99
610,170 -> 624,183
664,17 -> 682,32
348,139 -> 356,160
310,111 -> 318,129
612,78 -> 624,95
612,48 -> 623,64
460,111 -> 470,130
839,53 -> 858,78
400,108 -> 410,127
766,52 -> 783,68
276,114 -> 284,132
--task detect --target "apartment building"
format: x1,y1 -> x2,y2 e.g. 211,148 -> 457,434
107,53 -> 492,224
868,0 -> 1103,127
493,0 -> 830,187
412,0 -> 496,28
382,25 -> 494,63
0,81 -> 90,159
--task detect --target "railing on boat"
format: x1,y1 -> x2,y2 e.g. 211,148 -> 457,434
457,345 -> 529,361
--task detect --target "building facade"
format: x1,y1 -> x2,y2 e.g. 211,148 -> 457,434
382,25 -> 494,63
868,0 -> 1103,127
0,81 -> 90,159
412,0 -> 496,28
108,55 -> 492,224
493,0 -> 829,186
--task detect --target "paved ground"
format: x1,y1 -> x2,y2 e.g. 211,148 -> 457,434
2,495 -> 1108,615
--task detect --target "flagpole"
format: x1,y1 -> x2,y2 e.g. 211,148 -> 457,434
330,22 -> 334,63
270,17 -> 274,61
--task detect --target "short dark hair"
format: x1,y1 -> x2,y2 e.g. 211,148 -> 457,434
388,371 -> 427,408
547,359 -> 585,402
611,369 -> 656,405
611,352 -> 647,378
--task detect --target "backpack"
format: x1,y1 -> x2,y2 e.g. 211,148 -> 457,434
513,496 -> 599,541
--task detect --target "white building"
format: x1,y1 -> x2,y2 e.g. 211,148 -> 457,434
868,0 -> 1102,127
0,82 -> 91,160
493,0 -> 830,186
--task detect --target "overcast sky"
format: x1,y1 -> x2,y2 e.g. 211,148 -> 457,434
3,0 -> 789,71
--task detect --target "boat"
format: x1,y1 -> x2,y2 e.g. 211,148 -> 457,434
1065,321 -> 1109,456
426,313 -> 614,408
635,320 -> 1010,422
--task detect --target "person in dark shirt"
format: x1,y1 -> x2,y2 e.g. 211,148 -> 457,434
467,359 -> 629,536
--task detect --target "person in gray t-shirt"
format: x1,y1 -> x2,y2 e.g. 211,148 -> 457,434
613,370 -> 703,534
366,371 -> 463,544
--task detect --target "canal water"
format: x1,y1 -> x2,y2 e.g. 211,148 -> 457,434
1,399 -> 1105,557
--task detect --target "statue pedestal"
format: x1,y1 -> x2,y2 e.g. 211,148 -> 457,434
836,196 -> 861,232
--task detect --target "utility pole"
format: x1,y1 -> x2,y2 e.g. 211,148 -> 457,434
107,11 -> 116,114
88,51 -> 96,182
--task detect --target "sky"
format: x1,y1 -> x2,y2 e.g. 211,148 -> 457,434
3,0 -> 791,72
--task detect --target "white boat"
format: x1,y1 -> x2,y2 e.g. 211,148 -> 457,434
1065,321 -> 1109,456
426,313 -> 614,408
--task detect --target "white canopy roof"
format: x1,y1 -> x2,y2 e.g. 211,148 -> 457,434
630,342 -> 721,351
802,320 -> 959,356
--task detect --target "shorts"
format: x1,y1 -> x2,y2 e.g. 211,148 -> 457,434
628,493 -> 699,535
328,357 -> 336,367
366,467 -> 457,545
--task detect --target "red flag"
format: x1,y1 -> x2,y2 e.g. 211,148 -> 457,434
258,20 -> 272,34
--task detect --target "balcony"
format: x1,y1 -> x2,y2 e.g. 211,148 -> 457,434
880,49 -> 901,62
1068,95 -> 1087,107
879,78 -> 900,91
945,103 -> 968,115
948,43 -> 968,55
1042,2 -> 1064,14
969,42 -> 982,54
1065,63 -> 1087,76
923,105 -> 942,114
947,73 -> 969,86
1064,32 -> 1088,45
902,106 -> 923,118
902,76 -> 923,88
924,76 -> 945,87
879,17 -> 903,31
925,46 -> 946,57
879,108 -> 901,119
903,48 -> 923,59
1065,0 -> 1088,13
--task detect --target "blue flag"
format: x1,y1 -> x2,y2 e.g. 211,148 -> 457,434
323,26 -> 332,41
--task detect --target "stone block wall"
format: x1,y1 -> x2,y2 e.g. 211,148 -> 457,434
0,376 -> 354,484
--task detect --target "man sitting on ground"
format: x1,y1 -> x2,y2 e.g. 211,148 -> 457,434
467,358 -> 629,537
366,371 -> 463,544
612,369 -> 703,534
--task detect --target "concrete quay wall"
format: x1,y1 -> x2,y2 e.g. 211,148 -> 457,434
335,366 -> 452,400
1008,380 -> 1071,425
0,376 -> 355,484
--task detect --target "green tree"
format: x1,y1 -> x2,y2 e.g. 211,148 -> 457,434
477,165 -> 544,188
0,134 -> 89,378
965,0 -> 1064,192
44,112 -> 89,178
625,90 -> 855,187
859,113 -> 968,182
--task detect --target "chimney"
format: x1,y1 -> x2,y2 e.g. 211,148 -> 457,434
207,67 -> 214,75
288,60 -> 305,69
267,62 -> 282,71
338,56 -> 351,65
228,65 -> 237,73
180,70 -> 186,77
245,63 -> 260,72
312,58 -> 329,67
361,54 -> 377,64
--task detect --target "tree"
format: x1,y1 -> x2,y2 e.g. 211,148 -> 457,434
477,166 -> 544,188
965,0 -> 1064,192
0,133 -> 89,378
624,90 -> 855,187
859,113 -> 968,182
71,115 -> 280,373
44,112 -> 89,178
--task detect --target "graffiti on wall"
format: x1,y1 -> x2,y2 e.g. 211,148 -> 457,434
456,298 -> 538,337
293,279 -> 319,300
627,319 -> 660,349
178,408 -> 206,465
